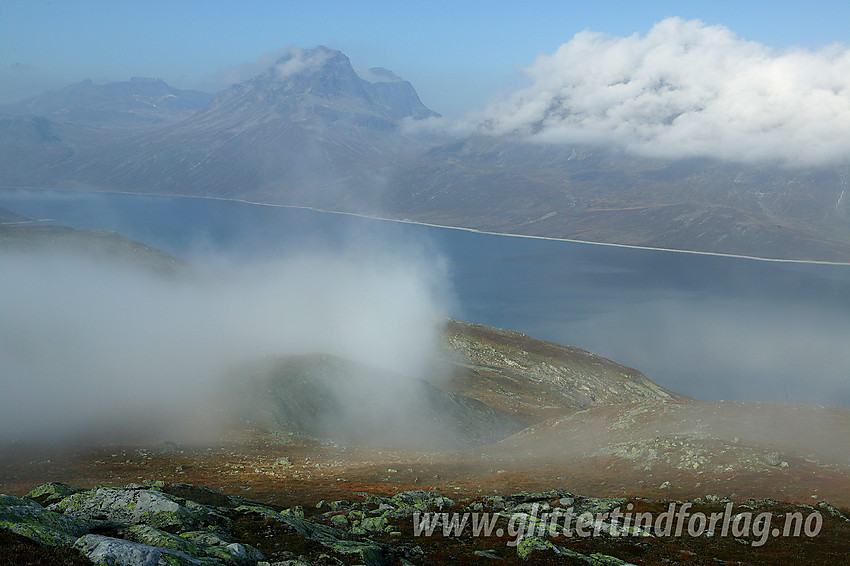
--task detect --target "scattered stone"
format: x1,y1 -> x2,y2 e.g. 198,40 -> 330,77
516,536 -> 559,560
817,501 -> 850,522
74,533 -> 206,566
49,487 -> 228,531
330,514 -> 348,527
0,493 -> 102,547
1,479 -> 835,565
162,441 -> 184,453
574,495 -> 626,515
516,536 -> 636,564
389,490 -> 454,515
764,452 -> 783,466
24,482 -> 85,507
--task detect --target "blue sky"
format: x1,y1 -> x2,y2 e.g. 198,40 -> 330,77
1,0 -> 849,116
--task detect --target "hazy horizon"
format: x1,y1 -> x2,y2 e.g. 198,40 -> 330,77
2,1 -> 848,120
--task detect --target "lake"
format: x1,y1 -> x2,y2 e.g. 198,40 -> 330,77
3,187 -> 849,407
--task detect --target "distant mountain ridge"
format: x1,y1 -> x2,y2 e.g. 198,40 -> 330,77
0,77 -> 213,128
1,46 -> 850,261
387,136 -> 850,261
2,47 -> 442,208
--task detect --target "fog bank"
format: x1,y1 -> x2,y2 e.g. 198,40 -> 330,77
0,243 -> 452,443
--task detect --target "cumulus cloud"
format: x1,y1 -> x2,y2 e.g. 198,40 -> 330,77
0,241 -> 452,444
476,18 -> 850,166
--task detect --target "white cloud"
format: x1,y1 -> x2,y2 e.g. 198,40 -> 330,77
191,49 -> 288,92
189,46 -> 338,94
476,18 -> 850,166
0,242 -> 452,443
274,47 -> 334,80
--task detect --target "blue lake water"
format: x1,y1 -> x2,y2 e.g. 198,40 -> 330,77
3,188 -> 849,407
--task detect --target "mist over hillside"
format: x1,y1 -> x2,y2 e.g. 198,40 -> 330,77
1,224 -> 693,450
0,224 -> 452,444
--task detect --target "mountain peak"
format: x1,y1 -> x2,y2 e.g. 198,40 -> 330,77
271,46 -> 351,81
231,46 -> 438,121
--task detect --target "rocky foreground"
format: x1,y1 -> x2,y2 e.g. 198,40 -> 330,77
3,480 -> 849,565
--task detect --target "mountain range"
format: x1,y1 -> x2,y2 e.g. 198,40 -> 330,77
2,46 -> 849,261
0,77 -> 212,129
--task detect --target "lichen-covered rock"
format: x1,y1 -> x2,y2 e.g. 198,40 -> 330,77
515,536 -> 559,560
123,525 -> 206,558
180,530 -> 265,565
279,505 -> 304,518
515,536 -> 635,564
0,493 -> 101,547
817,501 -> 850,522
73,533 -> 209,566
326,500 -> 356,512
581,552 -> 638,565
25,482 -> 86,507
149,482 -> 244,509
329,514 -> 348,528
388,490 -> 454,516
512,502 -> 550,514
484,489 -> 572,512
573,495 -> 627,515
180,531 -> 233,546
275,514 -> 387,566
353,514 -> 390,534
234,504 -> 282,520
764,451 -> 783,466
49,487 -> 228,531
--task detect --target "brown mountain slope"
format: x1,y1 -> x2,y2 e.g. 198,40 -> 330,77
440,319 -> 685,426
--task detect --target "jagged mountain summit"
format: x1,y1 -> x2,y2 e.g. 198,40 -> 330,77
231,47 -> 438,121
0,77 -> 213,129
6,46 -> 442,208
193,47 -> 437,128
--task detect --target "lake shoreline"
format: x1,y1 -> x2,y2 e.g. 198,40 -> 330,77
4,185 -> 850,266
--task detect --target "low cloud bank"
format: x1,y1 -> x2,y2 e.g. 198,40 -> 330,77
552,297 -> 850,408
0,242 -> 452,444
474,17 -> 850,166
